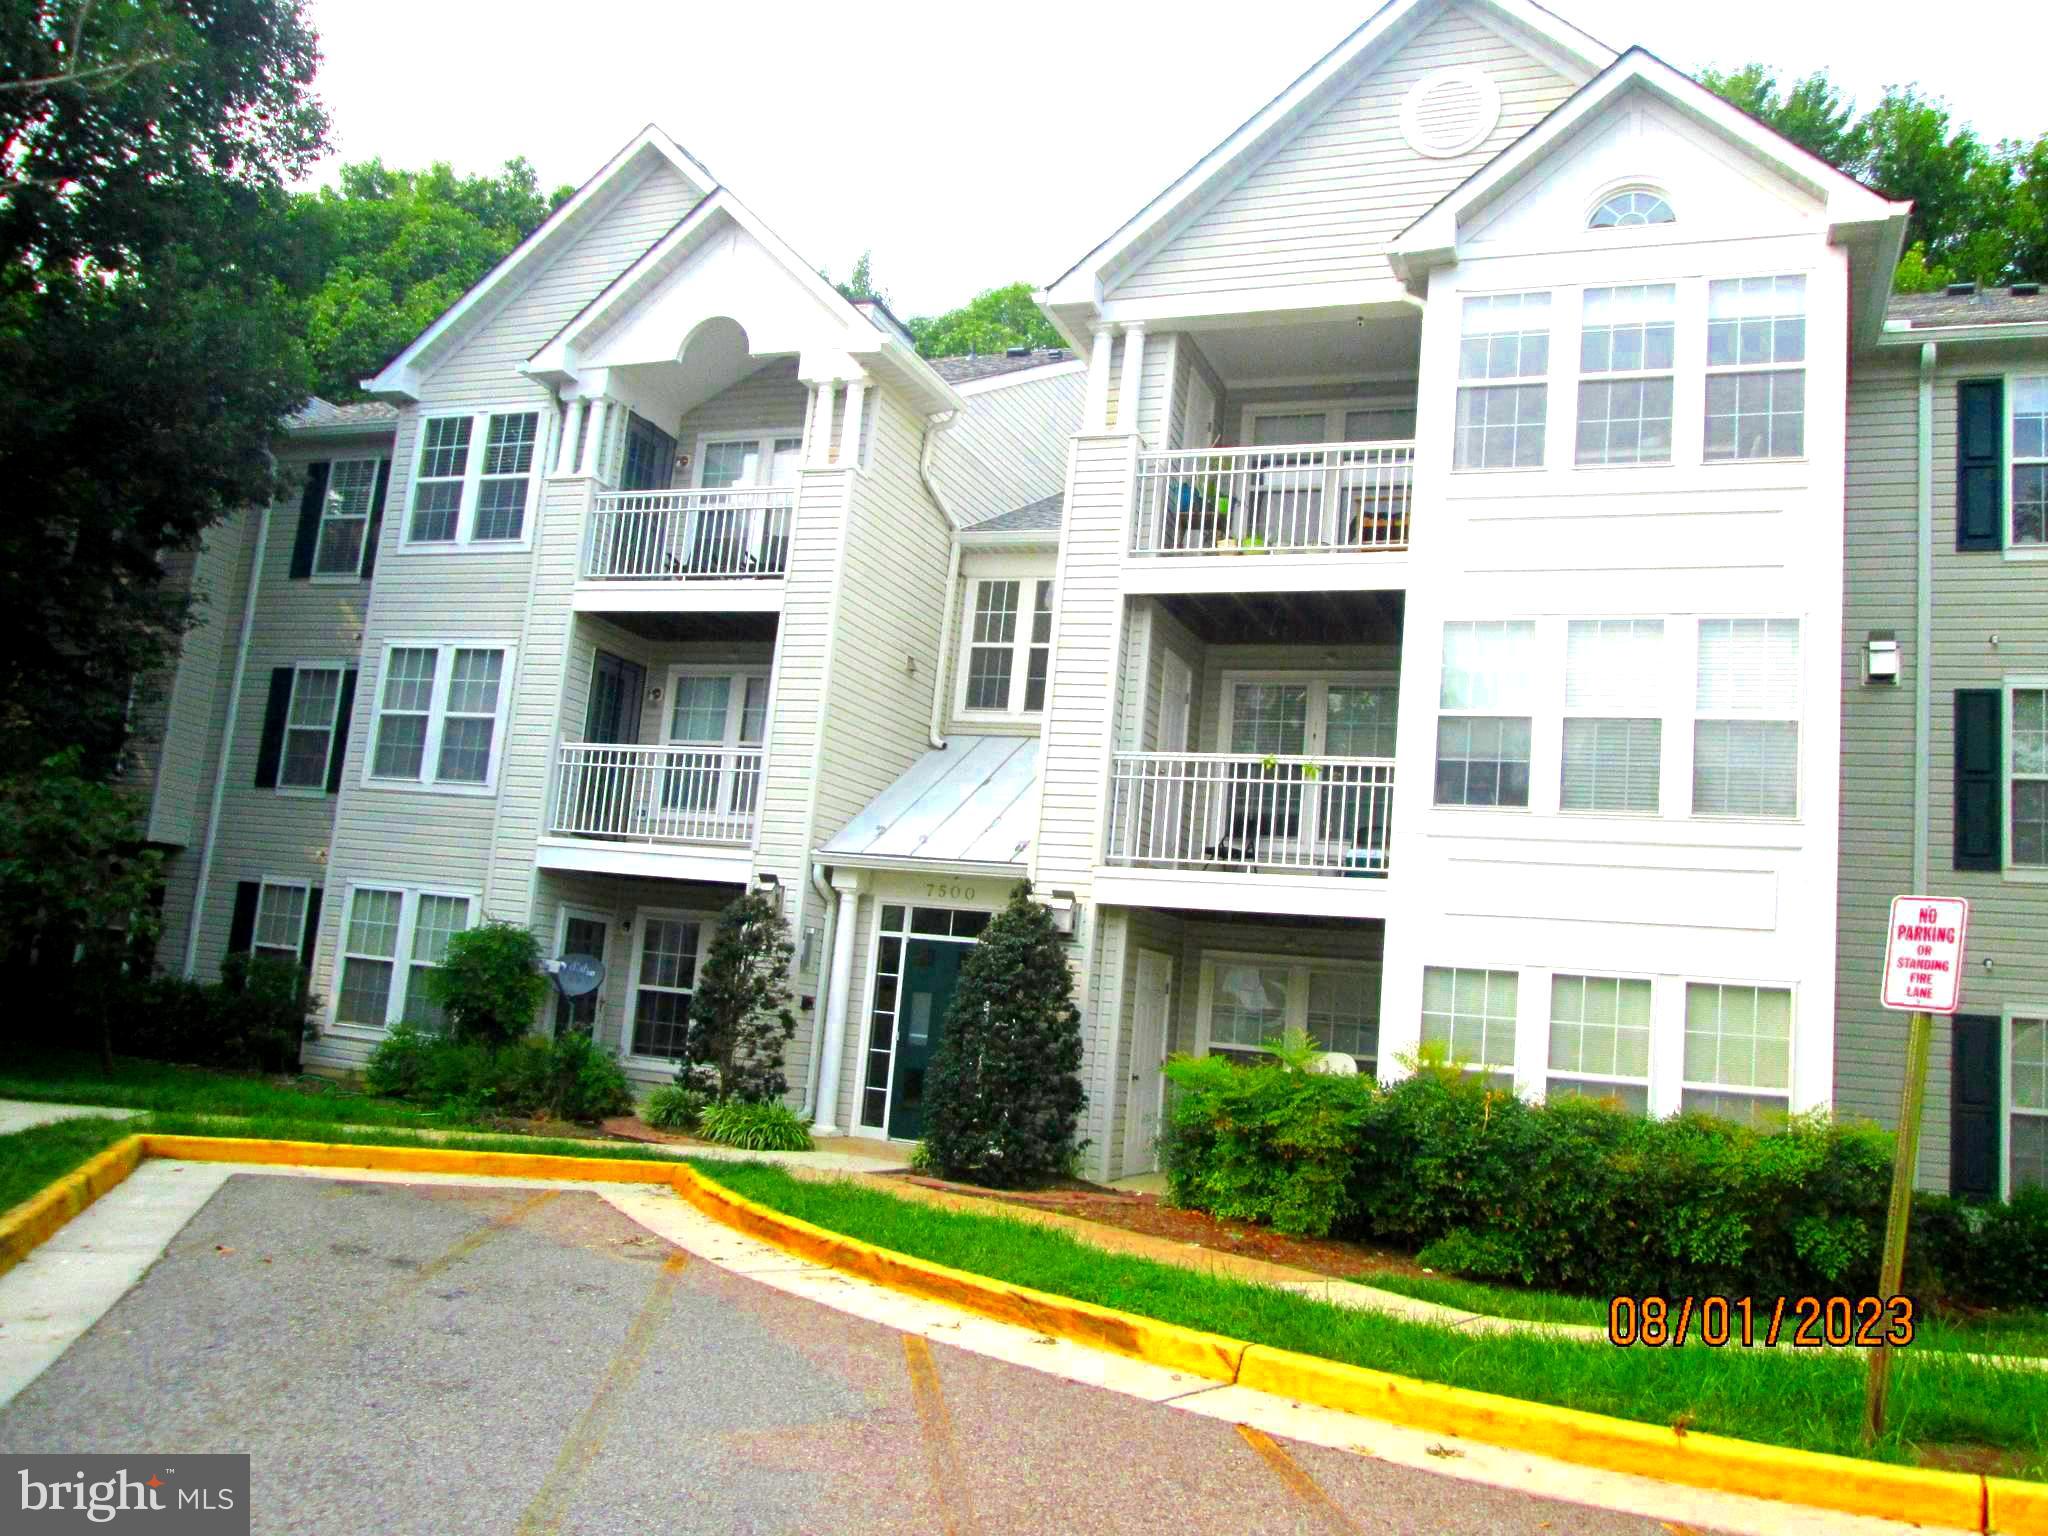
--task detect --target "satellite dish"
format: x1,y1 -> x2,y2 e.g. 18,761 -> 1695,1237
552,954 -> 605,999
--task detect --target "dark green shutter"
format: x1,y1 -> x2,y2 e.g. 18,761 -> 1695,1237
1950,1014 -> 2001,1198
1954,689 -> 2003,870
289,462 -> 331,578
360,458 -> 392,580
228,881 -> 261,955
253,668 -> 294,789
325,668 -> 358,793
1957,380 -> 2004,551
299,888 -> 323,976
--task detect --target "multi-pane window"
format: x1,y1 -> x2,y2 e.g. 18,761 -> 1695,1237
631,916 -> 703,1059
2013,1018 -> 2048,1193
1455,292 -> 1550,470
1422,966 -> 1517,1086
1704,275 -> 1806,461
960,578 -> 1054,715
2011,687 -> 2048,867
407,411 -> 538,545
332,886 -> 474,1030
2014,378 -> 2048,547
1436,620 -> 1534,807
368,643 -> 512,791
1200,960 -> 1380,1074
1306,970 -> 1379,1076
1682,982 -> 1792,1123
1563,620 -> 1663,814
280,666 -> 344,790
1207,963 -> 1292,1052
1589,190 -> 1674,228
313,459 -> 381,576
1694,619 -> 1800,818
1578,285 -> 1675,465
1548,974 -> 1651,1112
251,882 -> 309,966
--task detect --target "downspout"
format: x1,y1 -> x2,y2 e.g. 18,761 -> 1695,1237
799,859 -> 839,1119
919,411 -> 963,749
183,488 -> 273,976
1914,341 -> 1937,892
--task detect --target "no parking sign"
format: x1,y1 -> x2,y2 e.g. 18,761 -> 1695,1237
1880,895 -> 1969,1014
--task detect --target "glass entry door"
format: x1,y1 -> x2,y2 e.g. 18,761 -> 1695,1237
1221,680 -> 1397,865
694,433 -> 803,574
660,670 -> 768,837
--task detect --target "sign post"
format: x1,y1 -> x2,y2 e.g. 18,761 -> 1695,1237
1867,895 -> 1969,1444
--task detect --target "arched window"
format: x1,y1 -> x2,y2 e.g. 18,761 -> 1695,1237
1591,190 -> 1675,229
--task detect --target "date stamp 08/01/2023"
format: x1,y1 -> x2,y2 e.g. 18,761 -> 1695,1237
1606,1295 -> 1917,1349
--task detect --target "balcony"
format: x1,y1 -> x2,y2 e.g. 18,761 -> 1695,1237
576,488 -> 793,615
1125,441 -> 1413,594
537,741 -> 762,881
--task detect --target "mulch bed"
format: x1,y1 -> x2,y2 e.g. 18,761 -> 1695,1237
888,1173 -> 1425,1281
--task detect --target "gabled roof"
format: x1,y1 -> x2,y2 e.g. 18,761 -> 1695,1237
1037,0 -> 1614,323
287,397 -> 398,434
1887,287 -> 2048,330
821,736 -> 1038,873
967,495 -> 1063,535
362,126 -> 716,400
1389,48 -> 1911,345
928,348 -> 1078,386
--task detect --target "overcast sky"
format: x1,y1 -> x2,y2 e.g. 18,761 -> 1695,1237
302,0 -> 2044,317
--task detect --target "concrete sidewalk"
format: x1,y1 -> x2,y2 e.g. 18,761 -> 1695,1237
0,1101 -> 141,1136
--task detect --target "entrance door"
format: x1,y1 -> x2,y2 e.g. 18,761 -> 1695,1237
1122,949 -> 1174,1173
886,938 -> 968,1140
1221,679 -> 1397,865
584,651 -> 646,744
553,912 -> 610,1037
662,670 -> 768,837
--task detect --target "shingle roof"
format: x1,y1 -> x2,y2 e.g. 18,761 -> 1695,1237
820,735 -> 1037,869
288,397 -> 400,432
1888,286 -> 2048,328
970,494 -> 1064,534
926,348 -> 1075,384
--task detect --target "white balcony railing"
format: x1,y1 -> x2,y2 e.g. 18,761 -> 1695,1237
1105,751 -> 1394,876
548,742 -> 763,846
583,488 -> 794,581
1130,441 -> 1414,556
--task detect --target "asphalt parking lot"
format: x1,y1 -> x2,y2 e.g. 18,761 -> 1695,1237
0,1174 -> 1692,1534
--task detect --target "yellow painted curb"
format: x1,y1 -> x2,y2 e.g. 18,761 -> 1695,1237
670,1165 -> 1244,1384
0,1134 -> 145,1281
1236,1344 -> 1985,1531
1989,1474 -> 2048,1535
137,1134 -> 690,1188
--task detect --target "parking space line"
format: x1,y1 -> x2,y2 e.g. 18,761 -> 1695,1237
514,1251 -> 689,1536
1236,1423 -> 1364,1536
903,1334 -> 982,1536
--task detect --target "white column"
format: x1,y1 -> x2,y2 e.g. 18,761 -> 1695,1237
811,872 -> 865,1135
556,398 -> 587,475
836,378 -> 868,469
808,381 -> 838,468
1117,322 -> 1147,436
1085,324 -> 1115,432
579,399 -> 609,477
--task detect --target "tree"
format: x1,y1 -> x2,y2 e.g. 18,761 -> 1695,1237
289,158 -> 572,401
828,249 -> 888,307
421,920 -> 548,1044
685,891 -> 798,1102
0,0 -> 328,776
922,882 -> 1085,1188
908,281 -> 1063,359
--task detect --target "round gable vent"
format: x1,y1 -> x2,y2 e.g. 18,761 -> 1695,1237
1400,67 -> 1502,160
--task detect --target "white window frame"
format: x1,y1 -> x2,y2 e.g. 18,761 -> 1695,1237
1691,617 -> 1802,821
1702,273 -> 1808,464
402,410 -> 541,551
552,903 -> 615,1037
1560,619 -> 1665,817
623,906 -> 716,1068
1544,970 -> 1654,1110
327,884 -> 478,1036
2001,372 -> 2048,561
1236,394 -> 1418,448
692,428 -> 807,489
1420,963 -> 1520,1086
362,641 -> 516,796
2003,1010 -> 2048,1198
1575,284 -> 1677,468
2002,677 -> 2048,880
251,877 -> 313,966
1678,978 -> 1796,1122
311,456 -> 384,581
1194,953 -> 1381,1069
1453,290 -> 1552,473
277,662 -> 348,796
1586,186 -> 1676,230
1434,619 -> 1537,810
954,572 -> 1056,719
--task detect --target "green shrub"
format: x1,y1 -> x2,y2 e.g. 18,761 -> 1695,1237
685,892 -> 798,1102
1912,1188 -> 2048,1308
641,1083 -> 706,1132
108,953 -> 311,1074
364,1025 -> 631,1124
697,1099 -> 813,1152
419,920 -> 548,1045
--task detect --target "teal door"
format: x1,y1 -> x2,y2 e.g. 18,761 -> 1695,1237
887,939 -> 967,1140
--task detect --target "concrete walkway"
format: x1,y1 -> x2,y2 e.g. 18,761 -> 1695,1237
0,1101 -> 141,1135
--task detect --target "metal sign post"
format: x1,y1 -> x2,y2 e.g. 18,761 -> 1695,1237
1866,896 -> 1969,1444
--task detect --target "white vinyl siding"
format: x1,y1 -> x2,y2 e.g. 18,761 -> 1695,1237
2012,377 -> 2048,546
366,643 -> 514,794
1577,285 -> 1675,465
313,458 -> 381,577
1682,982 -> 1792,1123
406,410 -> 539,547
2013,1017 -> 2048,1193
1421,966 -> 1516,1085
1454,292 -> 1549,470
1704,275 -> 1806,461
1547,974 -> 1651,1112
251,880 -> 310,966
279,665 -> 344,791
333,885 -> 476,1031
1693,619 -> 1800,818
1562,620 -> 1663,814
1435,620 -> 1534,807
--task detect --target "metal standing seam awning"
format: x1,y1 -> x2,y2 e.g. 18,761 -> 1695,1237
818,736 -> 1037,876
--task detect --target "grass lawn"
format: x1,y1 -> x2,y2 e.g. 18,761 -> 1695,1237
0,1051 -> 455,1128
694,1161 -> 2048,1479
0,1116 -> 141,1214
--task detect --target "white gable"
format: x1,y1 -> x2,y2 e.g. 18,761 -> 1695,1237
1105,2 -> 1584,307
